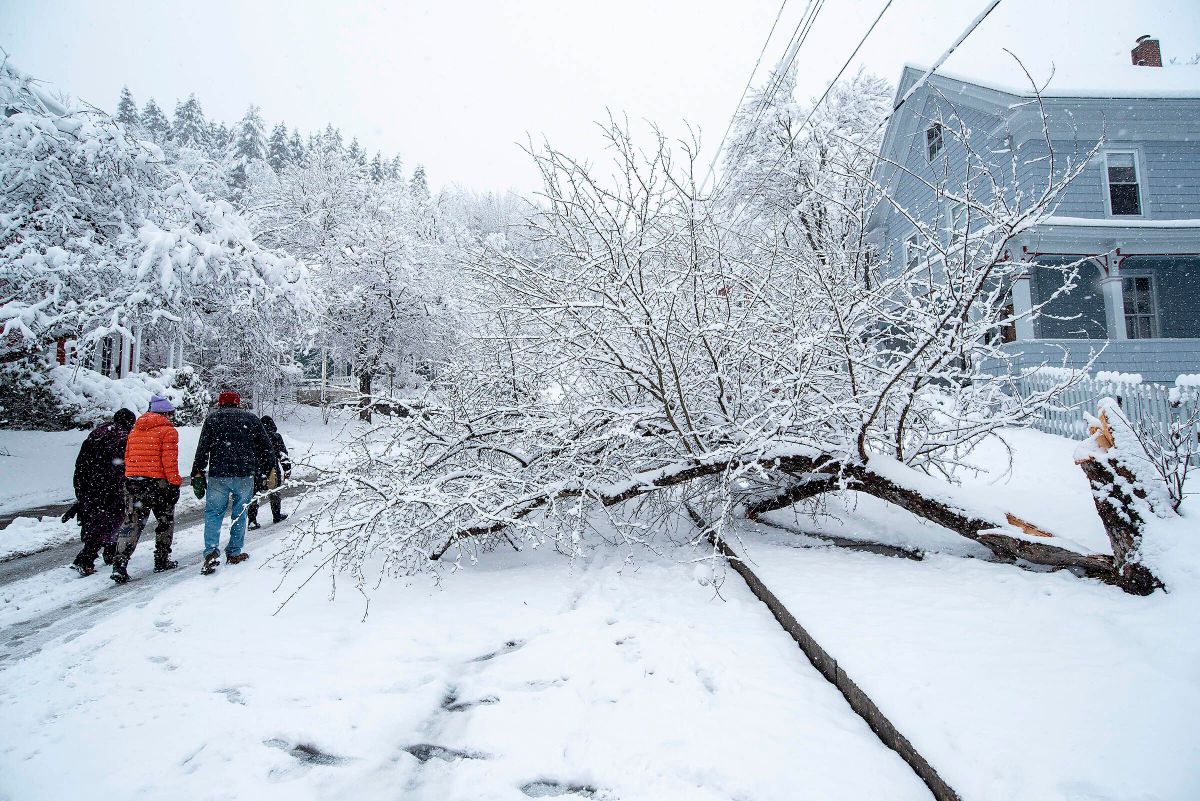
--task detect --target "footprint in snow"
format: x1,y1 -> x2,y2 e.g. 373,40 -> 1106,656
216,687 -> 246,705
264,738 -> 350,766
470,638 -> 526,663
403,743 -> 488,763
521,779 -> 604,798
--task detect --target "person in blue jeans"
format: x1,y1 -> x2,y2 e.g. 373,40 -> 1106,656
190,391 -> 274,575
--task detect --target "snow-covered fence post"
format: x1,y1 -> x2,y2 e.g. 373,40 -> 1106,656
1074,402 -> 1164,596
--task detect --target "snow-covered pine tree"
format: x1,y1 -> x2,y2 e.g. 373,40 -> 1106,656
389,154 -> 404,182
321,124 -> 343,153
171,94 -> 209,150
370,151 -> 385,182
410,164 -> 430,201
208,121 -> 231,159
347,137 -> 366,166
233,105 -> 267,163
115,86 -> 139,127
267,123 -> 291,172
288,129 -> 306,165
140,98 -> 170,143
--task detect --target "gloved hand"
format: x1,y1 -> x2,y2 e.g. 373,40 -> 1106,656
191,472 -> 207,500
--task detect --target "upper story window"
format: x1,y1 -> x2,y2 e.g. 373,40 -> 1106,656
926,123 -> 944,161
1105,151 -> 1143,216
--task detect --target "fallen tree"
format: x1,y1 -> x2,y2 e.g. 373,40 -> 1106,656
282,99 -> 1167,598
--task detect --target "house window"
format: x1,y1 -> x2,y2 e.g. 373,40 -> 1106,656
1123,275 -> 1157,338
926,123 -> 944,161
1105,152 -> 1143,216
945,200 -> 966,244
905,234 -> 923,270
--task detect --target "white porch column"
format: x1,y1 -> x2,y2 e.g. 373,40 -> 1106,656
1012,274 -> 1035,340
1101,264 -> 1126,340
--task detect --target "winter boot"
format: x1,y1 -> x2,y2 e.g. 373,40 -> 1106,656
226,552 -> 250,566
201,550 -> 221,575
70,561 -> 97,578
102,544 -> 116,565
153,554 -> 179,573
247,520 -> 261,531
111,559 -> 130,584
272,513 -> 288,524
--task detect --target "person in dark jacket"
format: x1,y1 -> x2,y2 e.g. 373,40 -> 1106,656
190,391 -> 274,574
67,409 -> 136,576
248,415 -> 291,529
112,395 -> 184,583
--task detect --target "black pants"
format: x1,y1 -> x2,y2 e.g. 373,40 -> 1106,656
248,491 -> 282,524
72,497 -> 125,569
115,478 -> 178,565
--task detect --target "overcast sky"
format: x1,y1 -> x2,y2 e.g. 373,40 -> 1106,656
2,0 -> 1196,192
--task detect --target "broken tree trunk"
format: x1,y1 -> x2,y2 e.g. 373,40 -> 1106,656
1074,408 -> 1163,596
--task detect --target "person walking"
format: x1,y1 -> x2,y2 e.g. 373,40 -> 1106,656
247,415 -> 291,530
67,409 -> 136,576
112,396 -> 183,583
190,391 -> 274,575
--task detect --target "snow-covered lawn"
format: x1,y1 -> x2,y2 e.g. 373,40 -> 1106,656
740,426 -> 1200,801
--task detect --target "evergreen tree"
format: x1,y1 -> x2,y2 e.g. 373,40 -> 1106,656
306,131 -> 321,158
208,121 -> 231,156
321,124 -> 343,153
171,94 -> 209,150
370,151 -> 385,182
140,98 -> 170,142
267,123 -> 291,172
410,164 -> 430,201
115,86 -> 139,127
233,105 -> 267,163
288,130 -> 306,165
389,154 -> 404,181
347,137 -> 366,166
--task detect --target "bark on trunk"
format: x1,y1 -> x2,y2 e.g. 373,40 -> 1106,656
1078,458 -> 1162,596
359,371 -> 373,423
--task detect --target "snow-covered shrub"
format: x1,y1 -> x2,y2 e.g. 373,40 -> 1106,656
42,365 -> 210,429
0,359 -> 81,430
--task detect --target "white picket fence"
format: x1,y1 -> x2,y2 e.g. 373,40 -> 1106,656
1021,372 -> 1200,443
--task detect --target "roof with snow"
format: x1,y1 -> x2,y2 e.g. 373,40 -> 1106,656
899,59 -> 1200,101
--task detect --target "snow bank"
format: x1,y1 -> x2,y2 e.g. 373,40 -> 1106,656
0,516 -> 78,561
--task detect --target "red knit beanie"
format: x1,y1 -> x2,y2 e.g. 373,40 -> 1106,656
217,391 -> 241,407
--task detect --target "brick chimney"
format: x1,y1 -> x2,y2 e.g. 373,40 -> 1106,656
1131,35 -> 1162,67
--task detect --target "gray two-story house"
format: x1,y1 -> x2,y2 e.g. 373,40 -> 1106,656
867,36 -> 1200,383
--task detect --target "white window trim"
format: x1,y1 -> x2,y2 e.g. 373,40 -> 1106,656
1102,148 -> 1148,219
1120,271 -> 1159,339
926,123 -> 945,163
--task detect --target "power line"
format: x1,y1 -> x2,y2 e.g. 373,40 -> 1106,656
726,0 -> 1004,229
709,0 -> 827,200
699,0 -> 793,195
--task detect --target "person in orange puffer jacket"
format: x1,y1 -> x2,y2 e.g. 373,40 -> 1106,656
111,395 -> 184,584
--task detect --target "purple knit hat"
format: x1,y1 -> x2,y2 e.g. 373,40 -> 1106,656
148,395 -> 176,414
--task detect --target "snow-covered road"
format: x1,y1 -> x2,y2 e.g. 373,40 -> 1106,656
0,534 -> 934,801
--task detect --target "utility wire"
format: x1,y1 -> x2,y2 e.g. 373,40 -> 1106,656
726,0 -> 1004,229
709,0 -> 827,201
699,0 -> 793,195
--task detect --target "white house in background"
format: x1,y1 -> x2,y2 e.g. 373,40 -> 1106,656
867,35 -> 1200,383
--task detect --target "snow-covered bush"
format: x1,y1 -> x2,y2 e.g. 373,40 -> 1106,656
0,359 -> 80,430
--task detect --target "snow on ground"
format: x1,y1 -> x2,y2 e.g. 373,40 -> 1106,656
738,427 -> 1200,801
0,540 -> 931,801
0,516 -> 80,561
